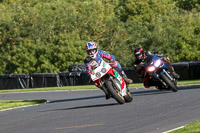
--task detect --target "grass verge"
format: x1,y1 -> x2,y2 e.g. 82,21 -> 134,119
0,83 -> 144,93
0,99 -> 47,111
177,80 -> 200,85
169,120 -> 200,133
0,80 -> 199,93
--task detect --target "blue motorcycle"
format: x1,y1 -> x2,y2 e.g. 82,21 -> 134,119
144,55 -> 178,92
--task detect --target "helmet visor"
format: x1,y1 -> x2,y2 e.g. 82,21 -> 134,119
87,49 -> 97,55
136,53 -> 143,60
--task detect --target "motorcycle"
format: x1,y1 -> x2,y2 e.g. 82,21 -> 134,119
89,59 -> 133,104
144,55 -> 178,92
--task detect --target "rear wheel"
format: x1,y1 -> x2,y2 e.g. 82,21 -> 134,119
105,81 -> 125,104
160,73 -> 178,92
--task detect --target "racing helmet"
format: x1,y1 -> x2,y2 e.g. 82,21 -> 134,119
134,47 -> 144,61
86,42 -> 98,59
153,50 -> 159,55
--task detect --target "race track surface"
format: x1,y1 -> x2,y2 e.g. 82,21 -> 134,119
0,86 -> 200,133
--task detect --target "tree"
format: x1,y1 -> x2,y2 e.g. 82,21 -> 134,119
174,0 -> 200,11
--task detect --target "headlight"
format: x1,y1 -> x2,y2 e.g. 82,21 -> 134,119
101,68 -> 107,73
146,66 -> 156,72
154,59 -> 162,67
95,72 -> 101,78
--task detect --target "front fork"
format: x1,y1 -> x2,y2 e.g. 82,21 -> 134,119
163,69 -> 173,81
99,85 -> 110,95
156,69 -> 175,87
95,78 -> 109,95
96,74 -> 127,97
95,75 -> 115,96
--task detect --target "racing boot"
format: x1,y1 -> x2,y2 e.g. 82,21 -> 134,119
123,76 -> 133,84
172,71 -> 180,79
121,71 -> 133,84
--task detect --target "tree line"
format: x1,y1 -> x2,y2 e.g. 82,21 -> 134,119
0,0 -> 199,74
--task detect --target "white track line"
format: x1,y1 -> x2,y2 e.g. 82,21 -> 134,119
162,126 -> 184,133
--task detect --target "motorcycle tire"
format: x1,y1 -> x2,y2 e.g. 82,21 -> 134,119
105,81 -> 125,104
160,73 -> 178,92
124,89 -> 133,103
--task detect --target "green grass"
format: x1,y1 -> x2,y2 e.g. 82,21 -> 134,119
0,83 -> 143,93
177,80 -> 200,85
0,85 -> 97,93
0,99 -> 47,111
0,80 -> 199,93
169,120 -> 200,133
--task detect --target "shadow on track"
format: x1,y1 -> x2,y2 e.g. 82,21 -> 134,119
131,89 -> 172,96
48,90 -> 170,105
178,85 -> 200,91
55,103 -> 118,111
40,86 -> 199,112
131,85 -> 200,95
49,95 -> 105,103
41,89 -> 176,112
48,86 -> 200,104
40,103 -> 118,112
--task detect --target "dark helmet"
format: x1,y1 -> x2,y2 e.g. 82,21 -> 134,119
153,50 -> 158,55
134,47 -> 144,60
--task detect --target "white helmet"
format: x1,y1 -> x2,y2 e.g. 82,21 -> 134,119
86,41 -> 98,59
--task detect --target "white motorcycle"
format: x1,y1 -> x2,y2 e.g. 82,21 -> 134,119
89,59 -> 133,104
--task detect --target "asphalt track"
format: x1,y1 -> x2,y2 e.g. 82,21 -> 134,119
0,85 -> 200,133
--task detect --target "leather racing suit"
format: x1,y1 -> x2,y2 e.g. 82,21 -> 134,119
84,50 -> 122,75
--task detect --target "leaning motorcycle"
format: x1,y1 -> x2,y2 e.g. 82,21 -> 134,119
144,55 -> 178,92
89,59 -> 133,104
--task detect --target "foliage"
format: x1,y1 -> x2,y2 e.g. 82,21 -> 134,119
174,0 -> 200,11
0,0 -> 199,74
115,0 -> 200,62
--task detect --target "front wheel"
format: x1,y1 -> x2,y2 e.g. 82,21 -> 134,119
124,88 -> 133,103
160,73 -> 178,92
105,81 -> 125,104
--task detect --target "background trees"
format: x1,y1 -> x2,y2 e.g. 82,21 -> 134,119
0,0 -> 199,74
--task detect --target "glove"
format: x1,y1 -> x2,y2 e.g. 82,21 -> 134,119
110,59 -> 116,63
110,59 -> 118,67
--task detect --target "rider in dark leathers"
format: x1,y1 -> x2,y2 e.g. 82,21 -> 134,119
133,47 -> 180,89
